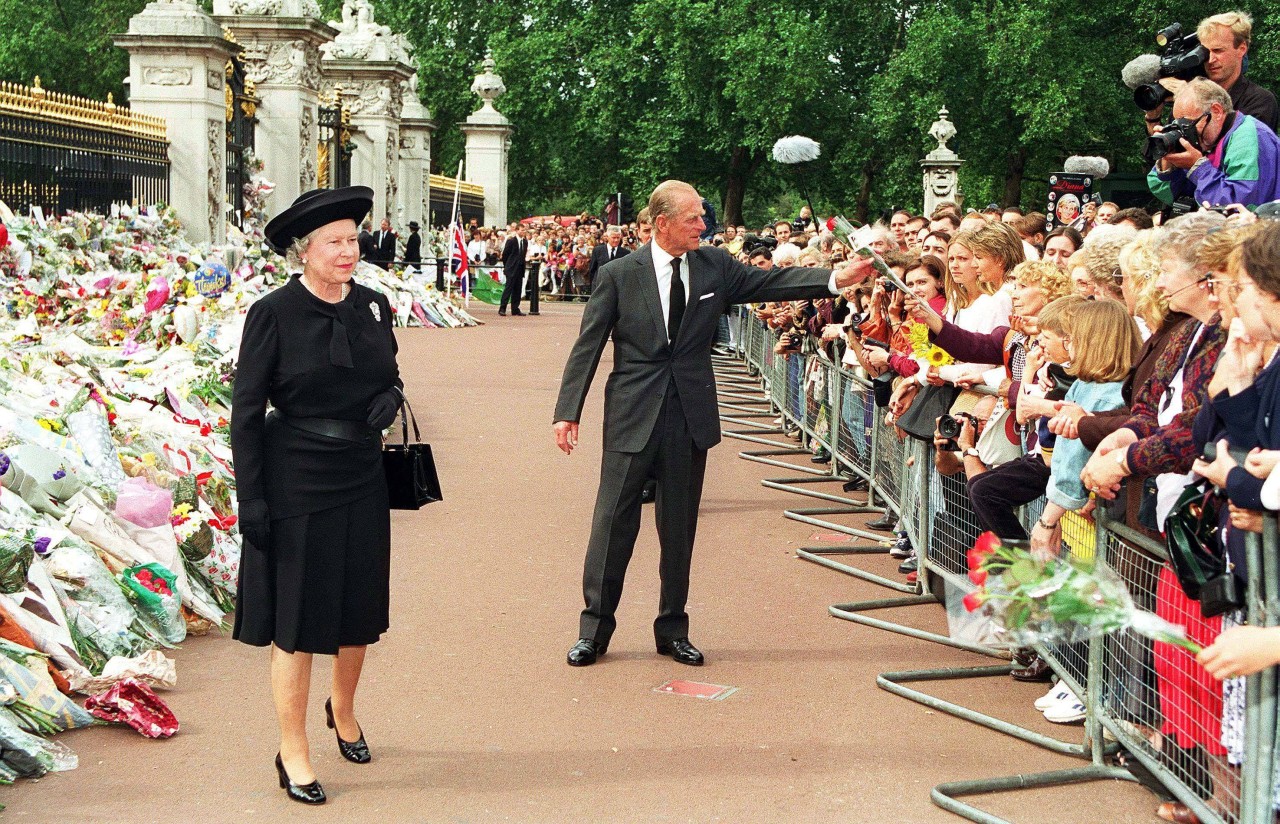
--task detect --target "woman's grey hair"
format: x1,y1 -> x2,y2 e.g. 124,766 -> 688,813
285,229 -> 319,270
1153,210 -> 1227,270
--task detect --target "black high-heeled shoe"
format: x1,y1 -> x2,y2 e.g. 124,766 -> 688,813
325,698 -> 371,764
275,753 -> 326,804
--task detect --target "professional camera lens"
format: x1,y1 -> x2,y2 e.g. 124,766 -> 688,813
1134,82 -> 1173,112
937,414 -> 962,439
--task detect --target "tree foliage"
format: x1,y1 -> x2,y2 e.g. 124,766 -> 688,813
3,0 -> 1278,223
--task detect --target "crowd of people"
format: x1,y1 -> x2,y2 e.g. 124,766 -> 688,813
743,188 -> 1280,820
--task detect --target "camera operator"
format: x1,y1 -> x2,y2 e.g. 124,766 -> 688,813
1200,12 -> 1277,129
1148,77 -> 1280,208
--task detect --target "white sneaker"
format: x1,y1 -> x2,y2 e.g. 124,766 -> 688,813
1034,681 -> 1074,711
1043,697 -> 1086,724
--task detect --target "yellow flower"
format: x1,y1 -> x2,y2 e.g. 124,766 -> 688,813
925,346 -> 954,367
172,503 -> 192,518
141,452 -> 156,467
37,419 -> 52,431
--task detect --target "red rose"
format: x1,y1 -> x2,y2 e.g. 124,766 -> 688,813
962,590 -> 987,612
968,567 -> 987,586
966,531 -> 1002,571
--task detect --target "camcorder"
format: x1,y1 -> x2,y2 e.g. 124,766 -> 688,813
742,234 -> 778,254
936,413 -> 977,452
1130,23 -> 1208,111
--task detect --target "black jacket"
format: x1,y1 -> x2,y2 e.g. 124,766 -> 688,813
555,244 -> 831,452
588,242 -> 629,284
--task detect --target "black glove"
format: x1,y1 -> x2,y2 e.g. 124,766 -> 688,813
367,388 -> 402,431
238,499 -> 270,552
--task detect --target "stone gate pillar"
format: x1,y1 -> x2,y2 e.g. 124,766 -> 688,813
115,0 -> 238,244
397,74 -> 435,228
460,54 -> 512,228
319,0 -> 414,224
213,0 -> 334,206
920,106 -> 964,216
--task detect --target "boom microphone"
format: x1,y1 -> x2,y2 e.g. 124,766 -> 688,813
1063,156 -> 1111,179
1121,54 -> 1162,90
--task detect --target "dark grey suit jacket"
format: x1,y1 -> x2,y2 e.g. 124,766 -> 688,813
554,244 -> 832,453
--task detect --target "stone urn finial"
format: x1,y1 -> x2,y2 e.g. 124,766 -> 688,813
929,106 -> 956,154
471,51 -> 506,112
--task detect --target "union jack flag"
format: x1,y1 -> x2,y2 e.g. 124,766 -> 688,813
448,221 -> 469,302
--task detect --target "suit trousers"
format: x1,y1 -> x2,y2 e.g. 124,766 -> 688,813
579,382 -> 707,646
966,452 -> 1050,541
499,265 -> 524,312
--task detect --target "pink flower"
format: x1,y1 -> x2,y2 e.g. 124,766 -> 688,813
143,277 -> 170,313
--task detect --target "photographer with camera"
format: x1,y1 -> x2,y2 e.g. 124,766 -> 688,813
1148,78 -> 1280,209
1131,13 -> 1277,134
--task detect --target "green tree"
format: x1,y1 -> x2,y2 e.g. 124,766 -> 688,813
0,0 -> 152,100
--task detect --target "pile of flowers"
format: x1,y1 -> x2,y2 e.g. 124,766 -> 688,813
0,203 -> 478,799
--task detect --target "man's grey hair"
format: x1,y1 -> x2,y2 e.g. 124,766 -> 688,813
648,180 -> 698,223
1178,77 -> 1235,117
1152,210 -> 1228,270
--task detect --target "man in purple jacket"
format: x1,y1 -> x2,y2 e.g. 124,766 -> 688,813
1149,78 -> 1280,208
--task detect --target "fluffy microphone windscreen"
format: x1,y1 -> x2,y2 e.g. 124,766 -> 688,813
772,135 -> 821,164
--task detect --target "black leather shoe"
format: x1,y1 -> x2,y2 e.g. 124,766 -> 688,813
567,638 -> 606,666
842,477 -> 868,492
657,638 -> 704,666
498,310 -> 507,316
1010,654 -> 1054,683
811,448 -> 831,464
866,513 -> 897,531
511,310 -> 525,316
325,698 -> 371,764
276,753 -> 326,804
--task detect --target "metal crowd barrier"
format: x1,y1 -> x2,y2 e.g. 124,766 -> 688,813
722,311 -> 1280,824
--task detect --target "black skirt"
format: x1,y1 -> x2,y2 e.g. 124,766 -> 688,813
233,487 -> 391,655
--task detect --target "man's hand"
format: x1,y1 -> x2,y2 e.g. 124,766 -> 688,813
1160,138 -> 1205,171
865,347 -> 891,369
821,323 -> 844,342
903,294 -> 943,333
833,257 -> 876,289
554,421 -> 579,455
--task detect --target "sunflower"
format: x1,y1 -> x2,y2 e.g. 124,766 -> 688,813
924,345 -> 954,367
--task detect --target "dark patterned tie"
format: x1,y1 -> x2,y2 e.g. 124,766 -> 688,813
668,257 -> 685,342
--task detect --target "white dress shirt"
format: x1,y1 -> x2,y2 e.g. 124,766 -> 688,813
651,243 -> 692,342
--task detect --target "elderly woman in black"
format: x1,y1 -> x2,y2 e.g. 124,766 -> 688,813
232,187 -> 402,804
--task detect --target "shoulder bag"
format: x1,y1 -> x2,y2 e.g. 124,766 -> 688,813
382,398 -> 443,510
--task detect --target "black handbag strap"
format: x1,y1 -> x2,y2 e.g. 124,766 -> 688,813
396,396 -> 422,446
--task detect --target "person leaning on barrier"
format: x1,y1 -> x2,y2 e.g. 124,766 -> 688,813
1080,211 -> 1229,524
1148,77 -> 1280,209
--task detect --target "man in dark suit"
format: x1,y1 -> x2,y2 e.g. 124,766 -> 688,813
587,226 -> 629,290
358,219 -> 376,264
499,222 -> 528,316
373,218 -> 397,270
553,180 -> 871,667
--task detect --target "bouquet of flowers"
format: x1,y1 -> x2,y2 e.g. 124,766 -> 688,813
964,532 -> 1200,653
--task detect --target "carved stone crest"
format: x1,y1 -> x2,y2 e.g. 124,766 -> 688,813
143,66 -> 193,87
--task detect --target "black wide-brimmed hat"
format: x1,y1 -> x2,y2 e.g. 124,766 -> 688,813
264,186 -> 374,254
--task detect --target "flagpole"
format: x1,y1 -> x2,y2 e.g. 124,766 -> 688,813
449,160 -> 464,300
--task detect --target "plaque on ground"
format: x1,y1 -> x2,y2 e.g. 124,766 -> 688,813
654,680 -> 738,700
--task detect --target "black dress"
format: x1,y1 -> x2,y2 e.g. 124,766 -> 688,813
230,275 -> 401,654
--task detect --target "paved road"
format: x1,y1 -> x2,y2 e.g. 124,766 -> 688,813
13,301 -> 1159,823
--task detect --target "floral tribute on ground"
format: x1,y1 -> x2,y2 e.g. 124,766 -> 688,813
0,203 -> 477,801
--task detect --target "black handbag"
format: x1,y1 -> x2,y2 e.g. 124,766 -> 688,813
895,383 -> 959,442
1164,478 -> 1242,617
382,398 -> 442,510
